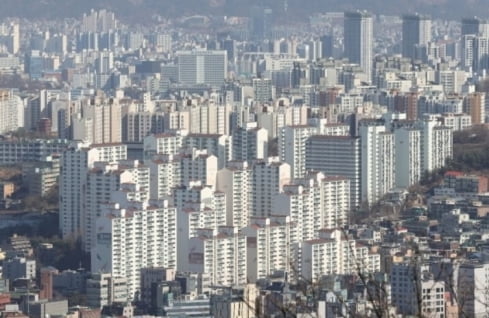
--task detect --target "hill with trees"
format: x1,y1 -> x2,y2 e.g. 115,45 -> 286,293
448,125 -> 489,172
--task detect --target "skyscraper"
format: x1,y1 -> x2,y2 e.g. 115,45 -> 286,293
402,14 -> 432,60
320,35 -> 334,59
472,37 -> 489,72
0,22 -> 19,54
81,9 -> 117,33
461,18 -> 489,71
249,6 -> 273,40
462,34 -> 476,69
344,11 -> 373,82
462,17 -> 489,37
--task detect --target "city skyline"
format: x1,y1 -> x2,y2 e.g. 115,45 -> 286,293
0,4 -> 487,318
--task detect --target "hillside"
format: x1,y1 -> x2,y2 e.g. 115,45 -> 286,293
447,125 -> 489,173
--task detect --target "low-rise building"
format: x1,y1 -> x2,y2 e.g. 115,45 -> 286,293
2,257 -> 35,280
86,273 -> 128,309
0,139 -> 69,165
0,182 -> 14,199
22,155 -> 60,197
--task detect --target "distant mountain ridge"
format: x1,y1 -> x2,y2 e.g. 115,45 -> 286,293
1,0 -> 487,21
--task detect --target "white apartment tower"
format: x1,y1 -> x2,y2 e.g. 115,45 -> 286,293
279,125 -> 318,179
143,131 -> 187,158
59,142 -> 127,238
336,94 -> 364,114
73,97 -> 122,144
360,123 -> 395,205
217,161 -> 252,229
198,227 -> 249,288
274,183 -> 316,241
461,19 -> 489,70
273,171 -> 350,241
188,103 -> 232,135
181,149 -> 218,188
145,150 -> 218,201
256,105 -> 309,140
174,182 -> 227,272
232,123 -> 268,162
251,158 -> 291,218
420,118 -> 453,172
163,109 -> 190,132
394,127 -> 422,188
91,194 -> 177,300
122,111 -> 165,143
84,160 -> 150,252
146,154 -> 181,200
320,176 -> 351,228
0,23 -> 20,54
186,191 -> 227,240
185,133 -> 232,169
246,215 -> 297,280
298,229 -> 380,282
0,90 -> 23,134
462,34 -> 475,69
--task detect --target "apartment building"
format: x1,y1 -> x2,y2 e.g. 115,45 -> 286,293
91,195 -> 177,300
59,141 -> 127,238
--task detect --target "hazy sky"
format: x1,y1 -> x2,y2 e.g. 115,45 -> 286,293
0,0 -> 486,20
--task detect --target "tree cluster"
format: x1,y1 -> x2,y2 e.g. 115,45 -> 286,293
448,125 -> 489,172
